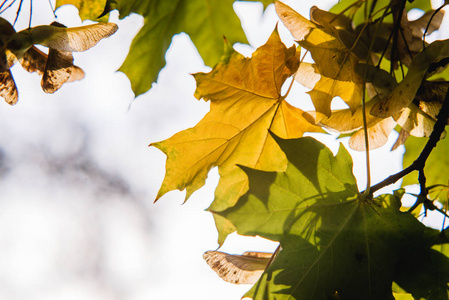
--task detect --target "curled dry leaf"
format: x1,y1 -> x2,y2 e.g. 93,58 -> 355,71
203,251 -> 272,284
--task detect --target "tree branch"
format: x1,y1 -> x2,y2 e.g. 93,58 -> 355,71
369,83 -> 449,194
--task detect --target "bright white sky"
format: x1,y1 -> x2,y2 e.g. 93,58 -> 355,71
0,0 -> 446,299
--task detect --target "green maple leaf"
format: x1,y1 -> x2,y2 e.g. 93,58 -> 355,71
216,135 -> 439,299
89,0 -> 272,96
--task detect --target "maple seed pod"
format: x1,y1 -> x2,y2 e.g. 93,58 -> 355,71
6,22 -> 118,58
203,250 -> 272,284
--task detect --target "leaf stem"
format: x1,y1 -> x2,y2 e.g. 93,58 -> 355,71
361,85 -> 371,195
361,0 -> 389,196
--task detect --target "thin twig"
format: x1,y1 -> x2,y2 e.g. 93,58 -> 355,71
360,2 -> 390,196
48,0 -> 56,18
422,3 -> 446,50
0,0 -> 9,11
13,0 -> 24,26
28,0 -> 32,27
0,0 -> 17,15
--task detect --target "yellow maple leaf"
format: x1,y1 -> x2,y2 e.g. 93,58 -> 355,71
151,30 -> 322,212
275,1 -> 364,120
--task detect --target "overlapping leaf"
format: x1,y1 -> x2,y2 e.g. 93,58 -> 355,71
218,135 -> 441,299
93,0 -> 272,96
152,31 -> 321,215
302,60 -> 446,150
276,1 -> 364,120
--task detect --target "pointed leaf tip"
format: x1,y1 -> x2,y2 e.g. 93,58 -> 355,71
154,28 -> 320,209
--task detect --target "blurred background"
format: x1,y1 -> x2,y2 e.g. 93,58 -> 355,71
0,0 -> 446,299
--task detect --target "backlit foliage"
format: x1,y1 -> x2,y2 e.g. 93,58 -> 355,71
4,0 -> 449,298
